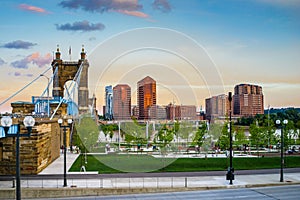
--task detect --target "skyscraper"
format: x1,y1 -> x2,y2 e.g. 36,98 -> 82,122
205,94 -> 230,121
113,84 -> 131,120
166,104 -> 197,120
137,76 -> 156,120
233,83 -> 264,117
104,85 -> 113,120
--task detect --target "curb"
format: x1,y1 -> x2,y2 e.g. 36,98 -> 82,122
1,181 -> 299,199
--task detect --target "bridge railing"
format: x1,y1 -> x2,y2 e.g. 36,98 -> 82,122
0,176 -> 209,189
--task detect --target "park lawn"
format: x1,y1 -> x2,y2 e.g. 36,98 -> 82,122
69,154 -> 300,174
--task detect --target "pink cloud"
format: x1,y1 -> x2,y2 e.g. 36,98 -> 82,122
59,0 -> 150,18
11,52 -> 52,69
117,10 -> 149,18
19,4 -> 49,14
28,52 -> 52,67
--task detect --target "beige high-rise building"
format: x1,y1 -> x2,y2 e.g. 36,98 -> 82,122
113,84 -> 131,120
166,104 -> 197,120
205,94 -> 230,121
137,76 -> 156,120
233,83 -> 264,117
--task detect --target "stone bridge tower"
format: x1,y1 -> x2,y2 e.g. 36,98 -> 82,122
51,46 -> 89,114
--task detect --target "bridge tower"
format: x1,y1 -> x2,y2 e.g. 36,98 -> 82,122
51,46 -> 89,114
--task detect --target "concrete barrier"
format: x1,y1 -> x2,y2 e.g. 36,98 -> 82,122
0,186 -> 224,199
2,182 -> 300,199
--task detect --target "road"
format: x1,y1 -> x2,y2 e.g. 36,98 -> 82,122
25,185 -> 300,200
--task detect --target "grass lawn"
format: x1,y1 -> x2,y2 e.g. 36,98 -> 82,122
69,154 -> 300,174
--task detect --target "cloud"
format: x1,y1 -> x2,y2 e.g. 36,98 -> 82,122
59,0 -> 142,12
11,52 -> 52,69
0,58 -> 6,66
59,0 -> 149,18
8,71 -> 34,77
89,37 -> 96,41
15,72 -> 22,76
11,59 -> 29,69
56,20 -> 105,32
152,0 -> 171,13
1,40 -> 37,49
19,4 -> 50,14
25,73 -> 34,77
117,10 -> 149,18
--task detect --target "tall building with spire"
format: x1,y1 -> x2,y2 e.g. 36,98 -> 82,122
233,83 -> 264,117
137,76 -> 156,120
113,84 -> 131,120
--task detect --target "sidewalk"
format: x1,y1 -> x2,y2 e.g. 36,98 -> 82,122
38,151 -> 80,175
1,152 -> 300,199
36,151 -> 300,189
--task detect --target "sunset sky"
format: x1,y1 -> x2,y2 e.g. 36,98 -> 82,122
0,0 -> 299,113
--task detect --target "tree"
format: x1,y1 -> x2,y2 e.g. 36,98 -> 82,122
100,124 -> 117,141
120,121 -> 147,147
285,120 -> 296,150
192,122 -> 207,152
249,123 -> 266,155
234,126 -> 247,150
217,122 -> 230,151
177,120 -> 196,147
155,124 -> 174,154
208,122 -> 223,146
74,116 -> 99,152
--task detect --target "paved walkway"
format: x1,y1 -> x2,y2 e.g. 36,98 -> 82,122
1,153 -> 300,199
39,152 -> 80,175
35,152 -> 300,189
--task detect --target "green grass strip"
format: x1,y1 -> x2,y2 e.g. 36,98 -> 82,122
69,154 -> 300,174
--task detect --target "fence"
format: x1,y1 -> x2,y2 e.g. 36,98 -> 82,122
0,176 -> 220,189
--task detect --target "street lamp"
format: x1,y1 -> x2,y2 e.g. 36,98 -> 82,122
118,121 -> 121,151
1,115 -> 35,200
40,74 -> 50,117
275,119 -> 288,182
58,117 -> 73,187
226,92 -> 234,184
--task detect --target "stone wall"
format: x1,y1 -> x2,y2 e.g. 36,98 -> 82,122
0,119 -> 61,175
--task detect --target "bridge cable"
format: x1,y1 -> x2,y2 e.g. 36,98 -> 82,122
0,67 -> 52,108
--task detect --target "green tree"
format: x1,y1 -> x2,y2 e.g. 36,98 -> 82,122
74,116 -> 99,152
249,123 -> 266,155
192,122 -> 207,153
234,126 -> 247,150
285,120 -> 296,149
178,120 -> 196,148
120,121 -> 147,147
155,124 -> 174,154
217,122 -> 230,151
208,123 -> 223,143
100,124 -> 118,142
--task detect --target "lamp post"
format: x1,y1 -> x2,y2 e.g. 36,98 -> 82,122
58,117 -> 73,187
40,74 -> 50,117
1,115 -> 35,200
226,92 -> 234,184
118,121 -> 121,151
276,119 -> 288,182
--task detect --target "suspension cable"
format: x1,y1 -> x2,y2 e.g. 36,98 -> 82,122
0,67 -> 52,107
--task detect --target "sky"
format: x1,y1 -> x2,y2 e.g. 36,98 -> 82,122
0,0 -> 299,114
